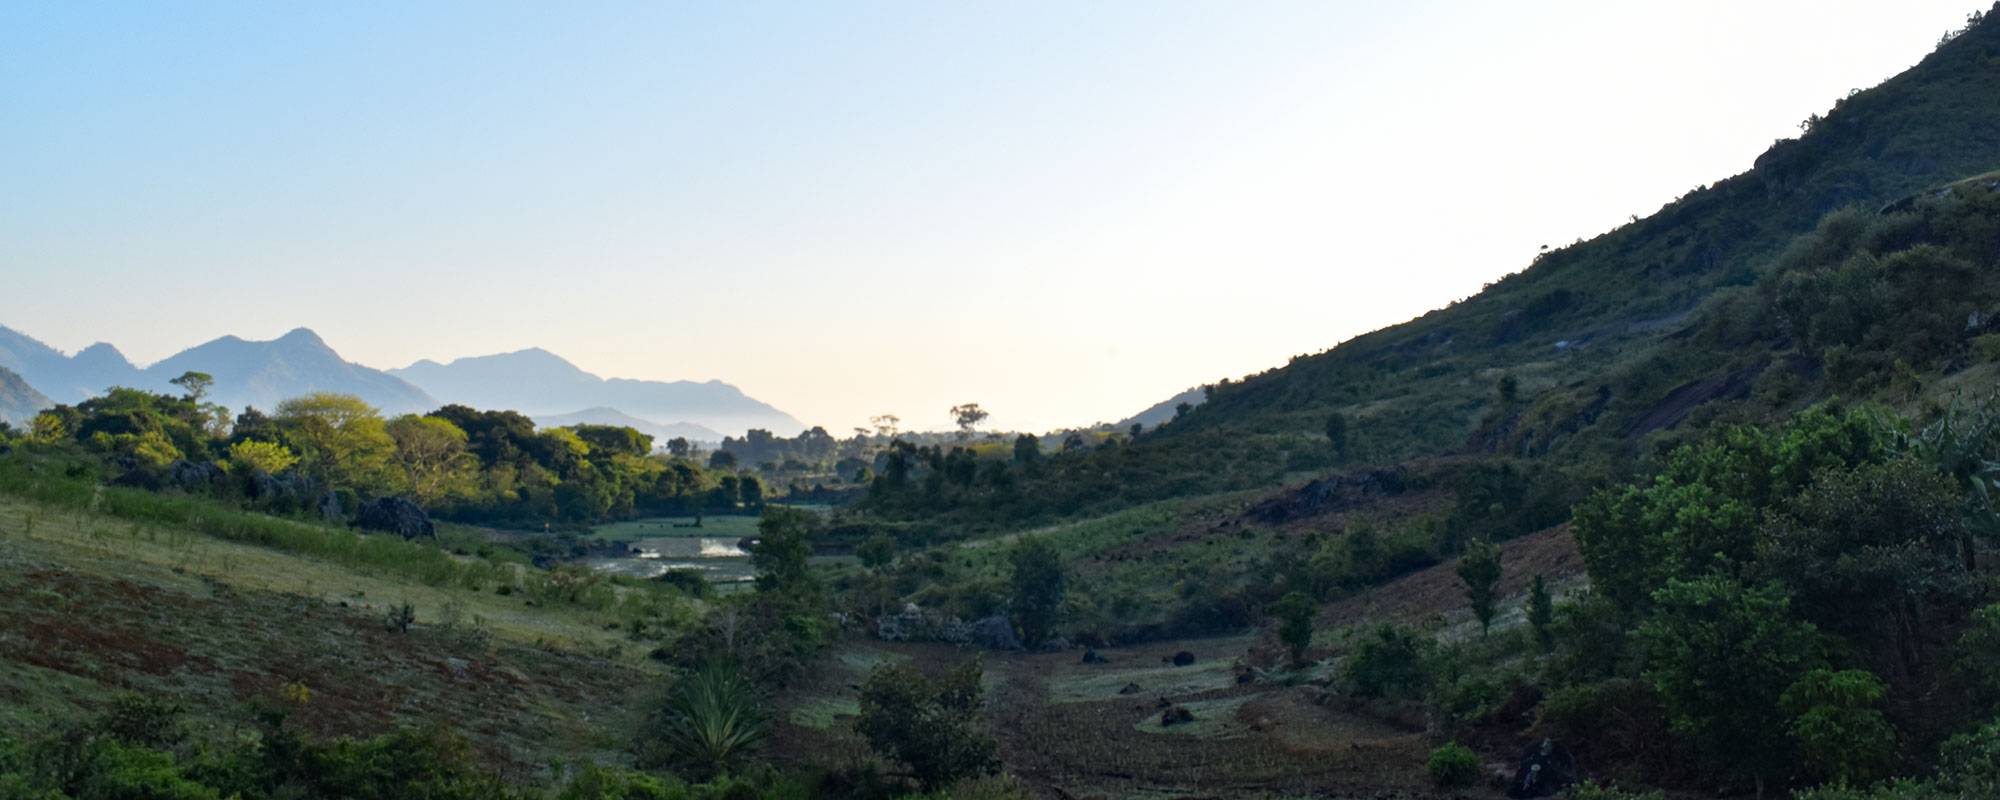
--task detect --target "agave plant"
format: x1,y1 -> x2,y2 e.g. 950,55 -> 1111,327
660,662 -> 767,775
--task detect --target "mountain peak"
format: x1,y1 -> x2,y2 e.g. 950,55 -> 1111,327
276,327 -> 328,347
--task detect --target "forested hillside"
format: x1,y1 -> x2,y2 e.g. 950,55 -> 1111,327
862,6 -> 2000,528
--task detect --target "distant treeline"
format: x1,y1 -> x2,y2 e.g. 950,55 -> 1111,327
5,382 -> 766,527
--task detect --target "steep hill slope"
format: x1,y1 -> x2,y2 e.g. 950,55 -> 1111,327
975,9 -> 2000,520
0,327 -> 142,403
0,366 -> 51,427
392,348 -> 803,437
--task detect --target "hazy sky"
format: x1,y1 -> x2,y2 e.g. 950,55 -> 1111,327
1,2 -> 1984,433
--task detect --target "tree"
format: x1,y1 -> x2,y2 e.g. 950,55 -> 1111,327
1497,374 -> 1520,404
227,439 -> 298,475
708,450 -> 737,470
1270,591 -> 1316,666
1641,576 -> 1821,797
1325,412 -> 1348,458
856,659 -> 999,791
751,507 -> 816,597
1528,574 -> 1554,652
1781,668 -> 1896,786
1457,538 -> 1502,636
1012,433 -> 1040,464
274,393 -> 395,491
666,437 -> 691,458
1008,536 -> 1065,648
871,414 -> 901,439
386,415 -> 475,505
949,404 -> 989,439
1175,401 -> 1192,420
169,371 -> 213,404
738,474 -> 765,507
856,531 -> 897,569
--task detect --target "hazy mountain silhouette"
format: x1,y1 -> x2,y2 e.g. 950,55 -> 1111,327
532,407 -> 724,445
149,328 -> 435,414
0,325 -> 434,415
391,348 -> 801,437
0,365 -> 52,426
0,326 -> 142,403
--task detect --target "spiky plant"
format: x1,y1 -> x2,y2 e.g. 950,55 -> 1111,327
660,662 -> 766,776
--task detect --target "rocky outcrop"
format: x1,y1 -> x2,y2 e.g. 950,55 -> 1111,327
355,497 -> 435,539
1249,468 -> 1407,523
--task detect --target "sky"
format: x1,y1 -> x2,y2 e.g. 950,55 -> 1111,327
0,1 -> 1986,433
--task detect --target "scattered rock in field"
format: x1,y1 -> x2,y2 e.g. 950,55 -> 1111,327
1170,650 -> 1196,667
1507,738 -> 1577,799
443,657 -> 471,679
1081,648 -> 1109,664
1160,705 -> 1195,726
1118,682 -> 1141,695
969,614 -> 1024,651
356,497 -> 435,539
1155,697 -> 1173,709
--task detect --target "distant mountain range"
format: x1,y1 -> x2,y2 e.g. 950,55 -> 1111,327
0,325 -> 802,438
0,365 -> 51,427
0,325 -> 433,414
390,349 -> 802,436
531,407 -> 724,445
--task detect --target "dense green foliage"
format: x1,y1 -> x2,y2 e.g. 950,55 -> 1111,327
855,660 -> 999,792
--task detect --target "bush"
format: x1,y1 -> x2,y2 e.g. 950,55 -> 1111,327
1427,742 -> 1481,788
1343,624 -> 1433,700
856,659 -> 999,791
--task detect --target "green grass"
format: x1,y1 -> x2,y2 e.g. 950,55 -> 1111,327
0,491 -> 664,769
587,514 -> 763,543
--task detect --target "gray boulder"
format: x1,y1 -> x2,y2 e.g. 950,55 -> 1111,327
166,460 -> 225,493
969,614 -> 1023,651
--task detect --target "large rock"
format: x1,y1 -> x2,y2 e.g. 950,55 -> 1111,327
1169,650 -> 1196,667
1507,739 -> 1576,799
1160,706 -> 1195,726
166,460 -> 225,493
355,497 -> 435,539
969,614 -> 1023,651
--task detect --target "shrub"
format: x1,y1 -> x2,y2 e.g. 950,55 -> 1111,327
1427,742 -> 1481,788
856,659 -> 998,791
1782,669 -> 1897,786
1343,624 -> 1433,700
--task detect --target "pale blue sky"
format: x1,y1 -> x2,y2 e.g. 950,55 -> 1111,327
0,2 -> 1983,432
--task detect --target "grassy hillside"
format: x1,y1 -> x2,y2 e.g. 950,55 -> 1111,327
0,456 -> 686,774
879,8 -> 2000,528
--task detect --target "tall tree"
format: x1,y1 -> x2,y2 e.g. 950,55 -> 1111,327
949,404 -> 989,439
169,371 -> 213,404
1528,574 -> 1554,652
1457,538 -> 1502,636
387,414 -> 476,505
1008,536 -> 1065,648
1270,591 -> 1317,666
1325,412 -> 1348,458
275,393 -> 394,491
